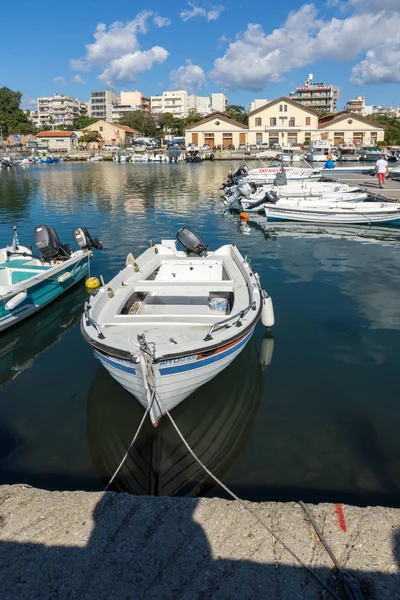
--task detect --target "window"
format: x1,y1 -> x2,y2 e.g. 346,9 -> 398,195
305,117 -> 311,126
284,104 -> 287,112
287,133 -> 297,145
279,105 -> 283,112
270,117 -> 276,126
304,133 -> 311,142
255,117 -> 262,126
99,126 -> 103,132
256,133 -> 263,144
289,118 -> 295,127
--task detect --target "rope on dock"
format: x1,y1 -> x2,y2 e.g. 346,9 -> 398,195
298,501 -> 365,600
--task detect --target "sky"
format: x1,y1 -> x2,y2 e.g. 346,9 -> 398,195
2,0 -> 400,111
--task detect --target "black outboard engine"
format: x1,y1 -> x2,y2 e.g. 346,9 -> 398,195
274,168 -> 287,186
176,226 -> 208,257
34,224 -> 62,259
72,227 -> 103,251
265,190 -> 279,204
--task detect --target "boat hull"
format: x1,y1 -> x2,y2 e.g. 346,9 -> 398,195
264,206 -> 400,224
0,257 -> 89,333
92,328 -> 255,426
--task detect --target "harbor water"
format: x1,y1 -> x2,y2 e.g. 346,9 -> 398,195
1,161 -> 400,507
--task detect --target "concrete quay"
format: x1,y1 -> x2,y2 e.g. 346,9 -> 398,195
0,485 -> 399,599
328,171 -> 400,202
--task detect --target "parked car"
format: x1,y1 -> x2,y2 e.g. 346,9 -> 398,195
238,144 -> 247,151
249,144 -> 258,151
259,142 -> 270,150
102,144 -> 118,151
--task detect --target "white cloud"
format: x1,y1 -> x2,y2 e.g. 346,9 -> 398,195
53,76 -> 67,86
351,46 -> 400,84
180,2 -> 225,22
218,34 -> 230,44
211,2 -> 400,91
70,58 -> 89,71
153,15 -> 171,27
73,74 -> 86,84
71,11 -> 169,88
99,47 -> 169,87
170,61 -> 206,92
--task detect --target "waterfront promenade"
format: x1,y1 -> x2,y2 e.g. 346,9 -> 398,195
0,485 -> 399,599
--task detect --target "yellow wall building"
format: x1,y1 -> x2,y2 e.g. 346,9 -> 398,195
81,120 -> 140,146
318,112 -> 385,146
184,112 -> 248,148
247,97 -> 319,147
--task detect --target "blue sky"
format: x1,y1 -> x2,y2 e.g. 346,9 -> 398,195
2,0 -> 400,110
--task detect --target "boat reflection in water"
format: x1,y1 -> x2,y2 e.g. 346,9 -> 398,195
87,336 -> 274,496
236,211 -> 400,245
0,286 -> 86,389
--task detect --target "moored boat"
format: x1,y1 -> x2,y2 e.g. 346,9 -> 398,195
0,225 -> 102,333
264,201 -> 400,224
359,146 -> 383,162
81,227 -> 274,426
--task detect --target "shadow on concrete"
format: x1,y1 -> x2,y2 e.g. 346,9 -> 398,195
0,492 -> 399,600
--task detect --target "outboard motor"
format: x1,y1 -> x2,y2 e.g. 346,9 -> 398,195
34,224 -> 62,259
265,190 -> 279,204
236,165 -> 249,178
176,226 -> 208,257
237,182 -> 255,199
274,168 -> 287,186
72,227 -> 103,251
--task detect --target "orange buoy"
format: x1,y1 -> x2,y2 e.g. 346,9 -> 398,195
239,212 -> 250,220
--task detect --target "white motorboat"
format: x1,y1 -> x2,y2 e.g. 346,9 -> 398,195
264,201 -> 400,224
240,190 -> 368,213
87,156 -> 103,162
0,225 -> 102,333
131,154 -> 150,162
337,144 -> 360,162
148,153 -> 168,162
359,146 -> 383,162
81,227 -> 274,426
231,163 -> 321,184
305,141 -> 338,162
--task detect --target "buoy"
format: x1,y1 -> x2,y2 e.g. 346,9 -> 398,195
239,212 -> 249,220
261,294 -> 275,327
259,335 -> 274,368
85,276 -> 101,289
6,291 -> 27,310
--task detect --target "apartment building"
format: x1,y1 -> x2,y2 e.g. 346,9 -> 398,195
346,95 -> 365,115
30,94 -> 88,128
289,74 -> 339,113
89,91 -> 117,121
151,91 -> 228,118
249,99 -> 269,112
120,91 -> 150,111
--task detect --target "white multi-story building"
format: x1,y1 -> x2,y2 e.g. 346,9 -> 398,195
151,91 -> 228,118
290,74 -> 339,113
89,91 -> 117,121
346,95 -> 366,115
249,99 -> 269,112
30,94 -> 88,128
151,90 -> 189,117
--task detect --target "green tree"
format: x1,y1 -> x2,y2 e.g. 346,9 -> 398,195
371,115 -> 399,145
80,131 -> 103,146
118,111 -> 156,136
73,117 -> 98,130
226,105 -> 247,123
0,87 -> 37,138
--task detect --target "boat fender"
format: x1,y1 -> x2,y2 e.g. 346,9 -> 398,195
239,212 -> 250,220
58,271 -> 72,283
5,291 -> 28,311
261,294 -> 275,328
259,335 -> 274,368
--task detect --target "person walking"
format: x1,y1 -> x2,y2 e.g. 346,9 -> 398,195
375,154 -> 389,188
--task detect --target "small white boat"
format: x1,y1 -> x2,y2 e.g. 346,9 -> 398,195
87,156 -> 103,162
131,154 -> 150,162
337,144 -> 360,162
81,227 -> 274,426
240,191 -> 368,213
305,141 -> 338,162
0,225 -> 102,333
264,201 -> 400,224
359,146 -> 382,162
238,164 -> 321,184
